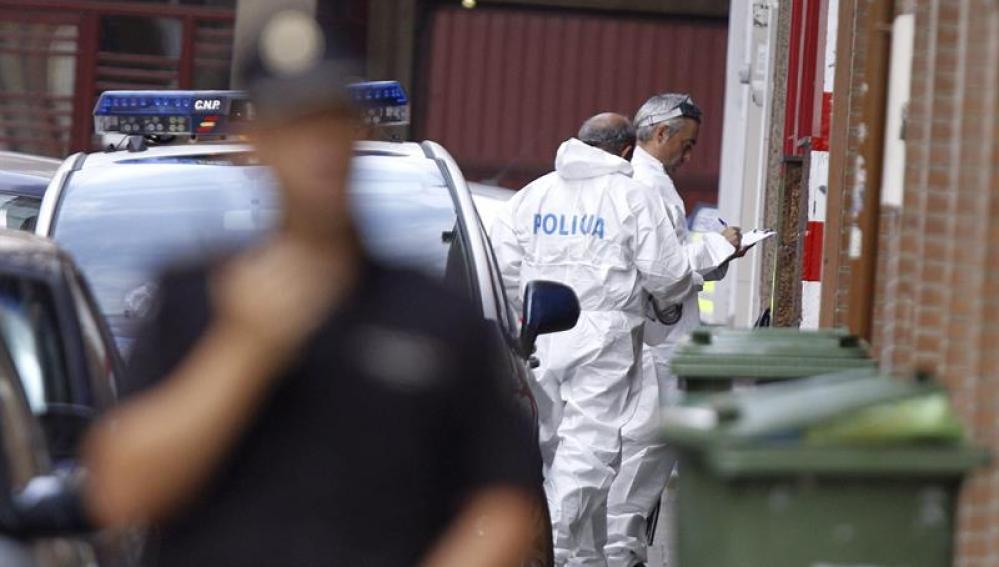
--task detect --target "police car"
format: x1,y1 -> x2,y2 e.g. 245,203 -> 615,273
0,233 -> 120,566
0,231 -> 121,463
34,84 -> 573,566
0,151 -> 61,231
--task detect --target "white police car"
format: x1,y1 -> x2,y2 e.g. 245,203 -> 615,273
34,84 -> 572,567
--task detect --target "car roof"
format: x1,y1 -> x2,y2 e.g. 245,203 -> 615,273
78,141 -> 249,170
0,151 -> 60,198
468,181 -> 515,201
78,139 -> 431,170
0,151 -> 61,177
0,170 -> 49,198
467,182 -> 515,231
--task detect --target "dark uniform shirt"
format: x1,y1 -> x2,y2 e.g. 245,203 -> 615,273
125,259 -> 540,566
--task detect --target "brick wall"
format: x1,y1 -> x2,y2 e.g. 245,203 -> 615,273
873,0 -> 998,564
871,0 -> 916,371
871,205 -> 902,360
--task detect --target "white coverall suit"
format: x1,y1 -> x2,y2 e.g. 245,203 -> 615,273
491,139 -> 698,566
603,145 -> 735,567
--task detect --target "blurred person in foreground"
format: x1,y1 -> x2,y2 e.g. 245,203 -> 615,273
492,112 -> 696,566
603,94 -> 744,567
78,10 -> 539,566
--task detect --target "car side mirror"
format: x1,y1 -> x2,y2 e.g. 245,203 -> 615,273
38,404 -> 95,463
0,474 -> 93,538
519,280 -> 580,356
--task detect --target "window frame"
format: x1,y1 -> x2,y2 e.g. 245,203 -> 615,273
63,265 -> 121,409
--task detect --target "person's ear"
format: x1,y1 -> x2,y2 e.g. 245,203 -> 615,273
656,124 -> 669,145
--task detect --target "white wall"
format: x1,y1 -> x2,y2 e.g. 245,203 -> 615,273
880,13 -> 914,209
712,0 -> 781,327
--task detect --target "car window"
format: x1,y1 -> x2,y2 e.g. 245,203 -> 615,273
469,187 -> 521,336
67,272 -> 117,410
0,348 -> 76,567
472,204 -> 519,338
52,161 -> 280,327
350,155 -> 474,290
0,277 -> 73,416
0,347 -> 44,488
0,196 -> 41,231
52,152 -> 478,342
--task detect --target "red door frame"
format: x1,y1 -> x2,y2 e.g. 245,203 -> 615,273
782,0 -> 824,158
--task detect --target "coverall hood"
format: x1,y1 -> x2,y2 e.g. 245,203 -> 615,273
555,138 -> 634,180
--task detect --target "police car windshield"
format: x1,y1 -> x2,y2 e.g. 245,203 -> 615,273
52,152 -> 460,343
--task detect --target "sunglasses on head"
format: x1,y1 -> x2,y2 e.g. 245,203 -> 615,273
637,96 -> 701,128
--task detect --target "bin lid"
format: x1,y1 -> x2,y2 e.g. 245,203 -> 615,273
670,327 -> 875,380
662,370 -> 989,477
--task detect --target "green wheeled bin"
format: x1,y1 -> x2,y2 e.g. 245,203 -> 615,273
661,371 -> 988,567
670,327 -> 876,392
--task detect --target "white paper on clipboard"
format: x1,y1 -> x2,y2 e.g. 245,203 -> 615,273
741,229 -> 777,248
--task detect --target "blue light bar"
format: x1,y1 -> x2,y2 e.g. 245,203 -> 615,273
93,83 -> 410,138
347,81 -> 410,126
348,81 -> 409,106
93,91 -> 252,136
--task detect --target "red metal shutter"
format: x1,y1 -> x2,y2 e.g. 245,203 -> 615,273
418,5 -> 728,211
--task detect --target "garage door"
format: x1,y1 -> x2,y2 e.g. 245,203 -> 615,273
418,5 -> 728,210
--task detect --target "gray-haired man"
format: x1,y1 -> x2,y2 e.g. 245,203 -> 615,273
604,94 -> 743,567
